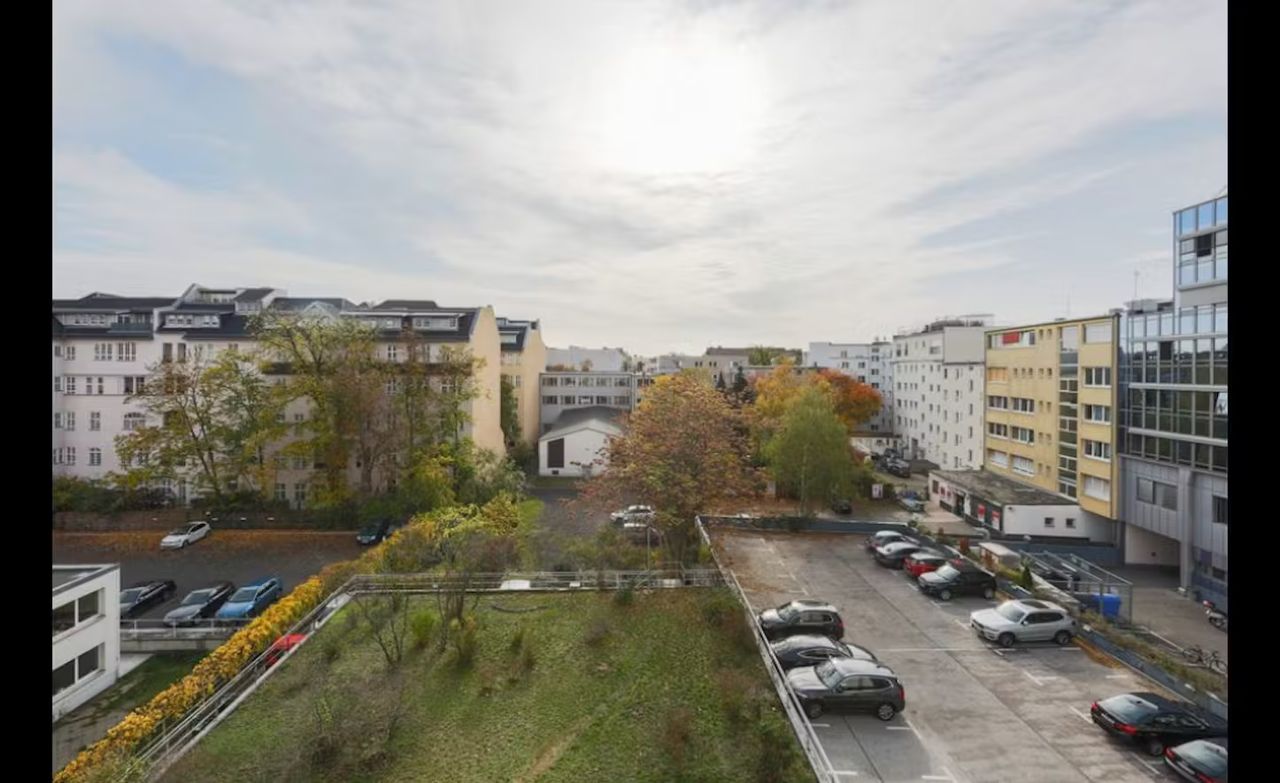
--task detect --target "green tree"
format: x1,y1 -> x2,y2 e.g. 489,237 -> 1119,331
763,385 -> 855,516
499,374 -> 520,448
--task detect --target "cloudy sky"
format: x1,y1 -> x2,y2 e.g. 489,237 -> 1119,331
53,0 -> 1226,355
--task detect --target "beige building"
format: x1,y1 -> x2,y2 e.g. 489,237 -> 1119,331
983,314 -> 1121,522
497,318 -> 548,447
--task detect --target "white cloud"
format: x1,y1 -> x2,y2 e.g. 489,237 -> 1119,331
53,0 -> 1225,353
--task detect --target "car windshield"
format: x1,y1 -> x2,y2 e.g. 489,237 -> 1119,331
777,604 -> 800,622
168,528 -> 189,536
230,587 -> 258,602
995,603 -> 1026,623
120,589 -> 143,604
1175,741 -> 1227,776
814,661 -> 841,688
1101,695 -> 1159,723
934,564 -> 960,580
182,589 -> 216,605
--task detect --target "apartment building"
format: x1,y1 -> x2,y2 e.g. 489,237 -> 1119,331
498,318 -> 548,447
53,564 -> 120,721
890,316 -> 990,467
1118,195 -> 1228,606
806,341 -> 893,433
52,285 -> 507,505
651,346 -> 753,383
539,370 -> 638,434
983,314 -> 1122,542
545,345 -> 628,372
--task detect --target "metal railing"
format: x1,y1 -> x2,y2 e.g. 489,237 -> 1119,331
696,517 -> 838,783
119,618 -> 249,640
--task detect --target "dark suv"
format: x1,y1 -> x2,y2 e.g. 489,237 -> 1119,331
787,658 -> 906,720
758,600 -> 845,641
916,559 -> 996,601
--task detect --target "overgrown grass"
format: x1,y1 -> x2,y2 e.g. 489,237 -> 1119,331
79,653 -> 206,721
161,590 -> 815,783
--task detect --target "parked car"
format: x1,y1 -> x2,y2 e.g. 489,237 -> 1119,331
969,599 -> 1076,648
1164,736 -> 1228,783
903,550 -> 949,578
769,635 -> 877,671
163,582 -> 235,626
611,505 -> 654,524
120,580 -> 178,618
898,497 -> 925,513
830,498 -> 853,515
916,559 -> 996,601
787,658 -> 905,721
1090,693 -> 1228,757
621,520 -> 661,544
885,460 -> 912,478
758,600 -> 845,641
864,529 -> 916,552
874,540 -> 925,569
160,521 -> 211,550
215,578 -> 284,619
264,633 -> 308,667
356,519 -> 392,545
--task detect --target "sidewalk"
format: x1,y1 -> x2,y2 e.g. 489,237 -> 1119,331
1110,565 -> 1229,663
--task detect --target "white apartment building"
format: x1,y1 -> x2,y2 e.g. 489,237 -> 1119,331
52,286 -> 509,506
806,340 -> 893,433
539,370 -> 638,434
545,346 -> 628,372
891,316 -> 990,466
53,564 -> 120,721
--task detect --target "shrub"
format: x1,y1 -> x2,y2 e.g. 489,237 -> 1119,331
508,627 -> 526,653
584,617 -> 611,648
613,587 -> 635,608
1018,563 -> 1035,591
410,608 -> 440,650
449,616 -> 478,669
754,710 -> 804,783
321,635 -> 343,664
659,707 -> 694,770
701,590 -> 739,626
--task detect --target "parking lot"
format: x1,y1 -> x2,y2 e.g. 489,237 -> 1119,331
711,528 -> 1185,783
53,530 -> 363,620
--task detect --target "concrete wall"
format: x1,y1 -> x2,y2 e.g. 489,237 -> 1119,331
539,372 -> 636,433
53,568 -> 121,721
1123,523 -> 1180,566
1003,503 -> 1107,540
538,426 -> 614,477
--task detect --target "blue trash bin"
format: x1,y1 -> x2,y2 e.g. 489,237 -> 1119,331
1098,593 -> 1121,619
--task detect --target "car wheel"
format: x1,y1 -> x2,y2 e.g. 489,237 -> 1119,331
1145,738 -> 1164,757
875,703 -> 897,721
998,633 -> 1015,648
938,589 -> 952,601
1053,630 -> 1072,646
982,587 -> 995,600
805,701 -> 824,719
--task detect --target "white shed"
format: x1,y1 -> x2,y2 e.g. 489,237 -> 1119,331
538,406 -> 624,477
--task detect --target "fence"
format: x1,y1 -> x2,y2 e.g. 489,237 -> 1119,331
696,517 -> 839,783
119,618 -> 249,641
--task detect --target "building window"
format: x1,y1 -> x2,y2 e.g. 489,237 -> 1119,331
123,413 -> 146,431
987,449 -> 1008,467
1011,397 -> 1035,413
1084,405 -> 1111,423
117,343 -> 137,362
66,376 -> 78,395
1043,517 -> 1055,528
1012,455 -> 1034,476
987,395 -> 1008,410
1212,496 -> 1228,526
1084,322 -> 1113,343
89,448 -> 102,466
1136,478 -> 1177,510
293,483 -> 308,508
546,438 -> 565,469
90,412 -> 101,431
65,412 -> 76,432
987,423 -> 1008,439
66,345 -> 77,360
386,344 -> 400,362
1010,426 -> 1034,444
1083,476 -> 1111,501
542,396 -> 557,405
1082,440 -> 1111,461
274,483 -> 287,501
66,447 -> 77,466
1065,517 -> 1076,529
54,376 -> 63,393
54,412 -> 63,430
94,343 -> 113,361
1083,367 -> 1112,387
177,343 -> 188,362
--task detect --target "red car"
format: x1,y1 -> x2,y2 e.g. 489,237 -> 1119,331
264,633 -> 307,667
903,550 -> 948,578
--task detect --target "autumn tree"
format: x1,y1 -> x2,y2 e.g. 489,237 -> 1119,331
764,385 -> 856,515
580,373 -> 759,563
814,369 -> 883,434
748,359 -> 811,438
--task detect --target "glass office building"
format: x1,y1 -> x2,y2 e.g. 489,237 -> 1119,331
1118,195 -> 1228,607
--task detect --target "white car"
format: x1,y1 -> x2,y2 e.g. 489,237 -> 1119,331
611,505 -> 655,524
160,521 -> 211,550
969,599 -> 1076,648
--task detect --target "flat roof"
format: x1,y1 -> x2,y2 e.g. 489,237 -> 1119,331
53,564 -> 119,596
930,469 -> 1072,507
984,313 -> 1116,334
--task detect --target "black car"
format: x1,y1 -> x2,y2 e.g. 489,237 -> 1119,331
757,600 -> 845,641
769,635 -> 877,671
356,519 -> 393,545
162,582 -> 235,626
885,460 -> 912,478
864,529 -> 916,552
786,658 -> 905,721
874,540 -> 924,569
120,580 -> 177,619
916,559 -> 996,601
1090,693 -> 1229,757
1164,737 -> 1228,783
830,498 -> 853,514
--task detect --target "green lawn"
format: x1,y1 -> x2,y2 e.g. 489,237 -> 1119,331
86,653 -> 207,721
162,590 -> 814,783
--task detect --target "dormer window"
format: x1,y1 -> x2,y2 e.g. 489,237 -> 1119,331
236,302 -> 262,314
500,333 -> 519,345
413,316 -> 459,331
61,313 -> 110,326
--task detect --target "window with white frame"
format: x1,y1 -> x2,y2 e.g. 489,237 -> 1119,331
65,376 -> 77,395
96,377 -> 105,395
54,412 -> 63,429
1011,397 -> 1035,413
89,412 -> 101,431
987,449 -> 1009,467
66,447 -> 77,466
66,345 -> 77,360
1084,322 -> 1113,343
1084,404 -> 1111,423
117,343 -> 137,362
386,344 -> 400,361
65,412 -> 76,431
988,422 -> 1008,439
1010,426 -> 1034,444
89,448 -> 102,466
1082,440 -> 1111,461
293,483 -> 308,507
274,483 -> 287,501
1083,367 -> 1112,387
1083,476 -> 1111,500
1012,455 -> 1034,475
987,395 -> 1008,410
54,376 -> 63,393
94,343 -> 113,361
123,412 -> 146,431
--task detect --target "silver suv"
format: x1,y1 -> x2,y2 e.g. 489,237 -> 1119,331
969,599 -> 1076,648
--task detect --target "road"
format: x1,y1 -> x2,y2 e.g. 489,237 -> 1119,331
711,528 -> 1183,783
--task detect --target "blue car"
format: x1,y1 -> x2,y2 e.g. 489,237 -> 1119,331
215,578 -> 283,619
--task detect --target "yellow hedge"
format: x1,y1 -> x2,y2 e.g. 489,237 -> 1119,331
55,576 -> 326,783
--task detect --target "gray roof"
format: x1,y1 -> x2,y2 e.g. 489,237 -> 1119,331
233,287 -> 275,303
930,469 -> 1071,507
269,297 -> 358,312
52,294 -> 176,311
540,406 -> 626,441
373,299 -> 440,311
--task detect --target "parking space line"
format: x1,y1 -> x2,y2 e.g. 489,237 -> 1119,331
881,647 -> 986,653
951,619 -> 968,629
903,715 -> 924,741
1068,706 -> 1092,724
886,725 -> 912,730
1105,674 -> 1128,679
831,771 -> 860,778
810,722 -> 831,728
921,775 -> 954,781
1130,751 -> 1166,776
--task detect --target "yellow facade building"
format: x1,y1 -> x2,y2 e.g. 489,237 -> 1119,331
983,314 -> 1120,522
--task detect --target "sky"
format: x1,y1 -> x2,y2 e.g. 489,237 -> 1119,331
53,0 -> 1227,356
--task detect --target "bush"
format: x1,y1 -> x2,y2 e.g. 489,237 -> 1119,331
613,587 -> 635,608
584,617 -> 611,648
321,635 -> 343,664
754,711 -> 804,783
659,707 -> 694,770
410,608 -> 440,650
1018,564 -> 1035,591
701,590 -> 739,626
449,616 -> 478,669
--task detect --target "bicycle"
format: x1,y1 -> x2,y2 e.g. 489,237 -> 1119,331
1181,645 -> 1227,675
